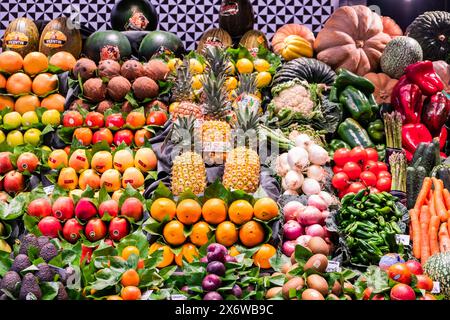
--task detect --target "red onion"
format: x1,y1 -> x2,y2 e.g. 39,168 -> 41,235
283,201 -> 304,221
305,224 -> 326,238
307,194 -> 328,211
282,240 -> 297,257
283,220 -> 303,240
297,206 -> 322,225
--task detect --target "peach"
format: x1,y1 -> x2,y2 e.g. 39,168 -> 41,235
122,167 -> 145,189
100,169 -> 121,192
112,190 -> 124,202
58,167 -> 78,190
84,111 -> 104,128
126,111 -> 146,129
134,129 -> 152,147
63,110 -> 84,127
0,152 -> 14,174
75,197 -> 98,221
73,127 -> 93,146
16,152 -> 39,173
48,149 -> 68,169
121,197 -> 143,221
52,196 -> 75,221
27,198 -> 52,217
134,147 -> 157,172
79,169 -> 101,190
113,149 -> 134,173
98,199 -> 120,218
92,128 -> 114,145
113,129 -> 134,146
105,113 -> 125,129
91,151 -> 113,174
69,149 -> 90,172
3,171 -> 25,194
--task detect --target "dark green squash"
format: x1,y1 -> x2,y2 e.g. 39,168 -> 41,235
39,17 -> 82,58
111,0 -> 158,31
197,28 -> 232,54
2,17 -> 39,57
239,30 -> 268,55
139,31 -> 185,60
84,30 -> 132,63
272,57 -> 336,87
406,11 -> 450,63
219,0 -> 255,39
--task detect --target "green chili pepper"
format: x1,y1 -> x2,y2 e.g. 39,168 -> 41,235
341,193 -> 356,206
369,193 -> 382,204
354,189 -> 367,201
376,207 -> 391,215
390,221 -> 402,234
378,216 -> 386,227
347,207 -> 361,216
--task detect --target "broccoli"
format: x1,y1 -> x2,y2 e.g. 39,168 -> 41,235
19,234 -> 39,255
11,254 -> 31,273
39,242 -> 58,262
19,273 -> 41,300
36,263 -> 54,282
56,282 -> 68,300
0,271 -> 21,295
37,236 -> 50,250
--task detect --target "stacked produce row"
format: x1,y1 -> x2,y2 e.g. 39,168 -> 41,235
1,0 -> 450,301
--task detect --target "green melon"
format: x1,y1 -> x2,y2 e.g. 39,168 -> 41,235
84,31 -> 132,63
380,36 -> 423,79
111,0 -> 158,32
139,31 -> 185,60
424,252 -> 450,298
2,17 -> 39,57
39,17 -> 82,58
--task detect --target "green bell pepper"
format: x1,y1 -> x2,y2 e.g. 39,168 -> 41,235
337,118 -> 374,148
329,139 -> 350,151
339,86 -> 374,122
368,119 -> 385,143
368,94 -> 380,119
334,69 -> 375,97
376,144 -> 386,162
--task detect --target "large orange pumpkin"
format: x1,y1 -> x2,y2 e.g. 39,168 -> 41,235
272,24 -> 315,61
314,5 -> 391,75
363,72 -> 398,104
382,16 -> 403,38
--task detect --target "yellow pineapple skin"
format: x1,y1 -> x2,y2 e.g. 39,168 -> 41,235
223,146 -> 260,193
201,120 -> 231,165
172,101 -> 204,121
171,151 -> 207,195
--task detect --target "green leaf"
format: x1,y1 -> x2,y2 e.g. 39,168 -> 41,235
142,216 -> 166,235
91,140 -> 111,155
41,281 -> 59,300
125,92 -> 139,109
145,248 -> 164,270
294,244 -> 313,264
41,124 -> 55,136
269,251 -> 291,273
202,179 -> 230,204
0,250 -> 12,277
159,265 -> 177,280
119,184 -> 145,208
177,189 -> 200,204
46,64 -> 64,74
253,186 -> 269,199
151,182 -> 174,201
0,222 -> 12,240
116,230 -> 149,259
0,193 -> 29,220
23,214 -> 41,235
229,190 -> 255,206
97,187 -> 111,204
90,268 -> 120,291
56,127 -> 76,145
51,185 -> 69,201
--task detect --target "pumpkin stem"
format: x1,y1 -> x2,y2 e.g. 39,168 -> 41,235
355,40 -> 364,48
439,34 -> 446,42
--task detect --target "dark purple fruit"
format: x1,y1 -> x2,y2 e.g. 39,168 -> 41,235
202,274 -> 222,292
224,255 -> 238,263
207,243 -> 227,263
230,284 -> 243,298
203,291 -> 223,300
206,261 -> 226,276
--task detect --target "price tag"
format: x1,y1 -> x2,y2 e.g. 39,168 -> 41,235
43,185 -> 54,196
171,294 -> 188,300
326,260 -> 341,273
395,234 -> 410,245
431,281 -> 440,294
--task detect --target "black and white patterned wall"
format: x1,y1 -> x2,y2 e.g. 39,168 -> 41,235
0,0 -> 339,50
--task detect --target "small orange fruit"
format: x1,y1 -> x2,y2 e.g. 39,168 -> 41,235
73,127 -> 93,146
163,220 -> 186,246
23,52 -> 49,75
14,95 -> 40,114
190,221 -> 211,247
239,221 -> 265,248
228,200 -> 254,225
0,74 -> 6,89
253,197 -> 279,221
106,295 -> 123,300
149,242 -> 175,268
175,243 -> 199,266
215,221 -> 238,247
0,96 -> 15,110
176,199 -> 202,225
0,51 -> 23,73
41,93 -> 65,112
120,269 -> 140,287
121,245 -> 140,260
202,198 -> 227,225
150,198 -> 177,222
121,286 -> 141,300
6,73 -> 32,95
229,246 -> 240,257
49,51 -> 76,71
32,73 -> 58,96
253,244 -> 276,269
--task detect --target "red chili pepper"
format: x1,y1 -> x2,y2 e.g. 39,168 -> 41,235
440,126 -> 448,151
405,61 -> 444,96
402,123 -> 433,153
391,75 -> 423,124
422,92 -> 450,136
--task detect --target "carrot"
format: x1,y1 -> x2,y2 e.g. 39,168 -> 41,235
420,205 -> 431,264
429,190 -> 436,217
415,177 -> 433,211
429,215 -> 441,256
439,223 -> 450,252
433,178 -> 449,222
443,189 -> 450,210
410,209 -> 421,259
448,218 -> 450,237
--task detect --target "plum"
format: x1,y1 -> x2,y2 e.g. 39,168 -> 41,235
206,261 -> 226,276
203,291 -> 223,300
230,284 -> 243,298
202,274 -> 222,292
224,255 -> 237,263
207,243 -> 227,263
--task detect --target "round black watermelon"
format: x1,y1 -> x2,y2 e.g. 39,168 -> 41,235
111,0 -> 158,32
84,30 -> 132,63
139,31 -> 185,59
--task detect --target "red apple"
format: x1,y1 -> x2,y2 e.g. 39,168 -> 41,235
98,199 -> 119,218
75,198 -> 98,221
27,198 -> 52,217
121,197 -> 143,221
0,152 -> 14,174
63,111 -> 84,127
415,274 -> 433,291
92,128 -> 114,145
390,283 -> 416,300
38,216 -> 62,238
388,263 -> 412,284
52,196 -> 75,221
62,218 -> 83,243
108,217 -> 129,241
16,152 -> 40,173
405,260 -> 423,275
105,113 -> 125,129
3,170 -> 25,194
84,112 -> 104,128
85,218 -> 107,242
113,129 -> 134,146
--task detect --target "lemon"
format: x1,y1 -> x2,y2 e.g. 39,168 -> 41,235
189,58 -> 204,74
192,74 -> 204,90
6,130 -> 24,147
253,59 -> 271,72
0,130 -> 5,144
41,109 -> 61,126
256,72 -> 272,88
3,112 -> 22,130
236,58 -> 254,74
24,128 -> 42,146
225,77 -> 238,91
169,102 -> 180,114
167,58 -> 182,72
22,111 -> 39,127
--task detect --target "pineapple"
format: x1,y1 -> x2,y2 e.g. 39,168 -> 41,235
232,73 -> 262,113
223,106 -> 261,193
170,116 -> 206,195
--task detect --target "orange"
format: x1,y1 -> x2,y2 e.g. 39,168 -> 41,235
229,246 -> 240,257
49,51 -> 76,71
0,96 -> 14,110
121,246 -> 140,260
202,198 -> 227,225
253,197 -> 279,221
228,200 -> 254,225
239,221 -> 265,248
175,243 -> 199,267
215,221 -> 238,247
106,295 -> 123,300
0,74 -> 6,89
120,269 -> 140,287
163,220 -> 186,246
41,93 -> 65,112
120,286 -> 141,300
6,72 -> 32,95
23,52 -> 49,75
176,199 -> 202,225
14,95 -> 40,114
32,73 -> 58,96
73,127 -> 93,146
0,51 -> 23,73
150,198 -> 177,222
149,242 -> 175,268
253,244 -> 276,269
189,221 -> 211,247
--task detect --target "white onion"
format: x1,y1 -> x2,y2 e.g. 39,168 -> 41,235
307,144 -> 330,166
275,153 -> 290,177
306,165 -> 327,182
319,191 -> 336,206
287,147 -> 310,172
284,170 -> 304,191
283,201 -> 304,221
283,189 -> 299,196
302,178 -> 321,195
294,134 -> 312,149
305,224 -> 326,238
307,194 -> 328,211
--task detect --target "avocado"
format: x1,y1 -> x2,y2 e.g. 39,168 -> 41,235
36,263 -> 54,282
37,236 -> 50,250
11,254 -> 31,273
0,271 -> 21,295
39,242 -> 58,262
19,233 -> 39,255
56,282 -> 68,300
19,273 -> 42,300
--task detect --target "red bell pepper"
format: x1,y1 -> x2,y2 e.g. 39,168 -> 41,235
402,123 -> 433,153
405,61 -> 444,96
404,148 -> 413,162
391,75 -> 423,124
422,92 -> 450,136
440,126 -> 448,151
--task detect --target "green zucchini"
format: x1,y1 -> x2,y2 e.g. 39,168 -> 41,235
406,167 -> 417,209
438,167 -> 450,190
412,142 -> 428,166
422,143 -> 436,175
433,137 -> 441,167
416,166 -> 427,202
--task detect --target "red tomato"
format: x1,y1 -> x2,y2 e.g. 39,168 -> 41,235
333,148 -> 350,167
146,111 -> 168,126
377,171 -> 391,179
363,160 -> 378,174
376,177 -> 392,192
347,182 -> 365,194
388,263 -> 412,284
365,148 -> 379,162
343,162 -> 362,180
349,146 -> 367,165
360,171 -> 377,187
377,162 -> 388,173
332,172 -> 349,191
333,166 -> 343,174
369,187 -> 380,194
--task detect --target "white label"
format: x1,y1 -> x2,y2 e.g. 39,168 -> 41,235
43,185 -> 54,196
395,234 -> 410,245
202,142 -> 231,152
326,260 -> 341,273
431,281 -> 440,294
171,294 -> 188,300
140,290 -> 153,300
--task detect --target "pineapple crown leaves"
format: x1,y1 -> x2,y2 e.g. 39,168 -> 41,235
201,71 -> 232,120
170,59 -> 193,102
169,115 -> 196,146
236,73 -> 258,96
203,46 -> 231,78
234,106 -> 260,149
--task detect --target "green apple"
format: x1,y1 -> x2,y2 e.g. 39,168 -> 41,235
24,128 -> 42,146
41,109 -> 61,126
3,112 -> 22,130
6,130 -> 24,147
0,130 -> 5,144
21,111 -> 39,127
